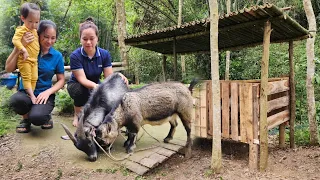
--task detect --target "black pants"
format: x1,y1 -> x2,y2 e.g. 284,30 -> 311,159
67,82 -> 91,107
9,91 -> 55,126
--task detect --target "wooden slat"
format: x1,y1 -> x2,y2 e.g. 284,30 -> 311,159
230,83 -> 239,141
207,81 -> 213,136
124,160 -> 149,175
249,143 -> 259,170
221,82 -> 230,138
193,86 -> 201,137
239,83 -> 253,143
268,95 -> 289,113
267,109 -> 290,130
252,85 -> 260,141
200,83 -> 208,138
268,79 -> 289,95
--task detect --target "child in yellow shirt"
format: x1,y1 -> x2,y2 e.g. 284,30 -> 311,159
12,2 -> 40,104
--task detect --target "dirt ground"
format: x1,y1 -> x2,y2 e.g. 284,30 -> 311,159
0,118 -> 319,180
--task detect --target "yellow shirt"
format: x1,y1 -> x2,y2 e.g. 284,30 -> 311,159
12,25 -> 39,62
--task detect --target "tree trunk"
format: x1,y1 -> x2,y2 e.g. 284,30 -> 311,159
178,0 -> 186,79
225,0 -> 231,80
115,0 -> 128,68
209,0 -> 222,173
303,0 -> 319,145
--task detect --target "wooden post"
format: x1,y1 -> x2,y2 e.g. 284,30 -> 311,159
289,40 -> 296,148
162,55 -> 167,82
259,20 -> 272,172
173,38 -> 177,81
209,0 -> 222,173
279,123 -> 286,148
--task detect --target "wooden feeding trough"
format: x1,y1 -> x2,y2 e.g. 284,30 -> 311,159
192,78 -> 290,167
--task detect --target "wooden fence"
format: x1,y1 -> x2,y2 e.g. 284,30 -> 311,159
192,78 -> 290,145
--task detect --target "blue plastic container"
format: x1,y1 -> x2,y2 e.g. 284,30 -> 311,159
0,73 -> 18,89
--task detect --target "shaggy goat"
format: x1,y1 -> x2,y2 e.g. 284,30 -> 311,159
62,73 -> 129,161
97,81 -> 197,158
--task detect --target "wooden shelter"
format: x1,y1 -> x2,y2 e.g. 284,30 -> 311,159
123,4 -> 309,170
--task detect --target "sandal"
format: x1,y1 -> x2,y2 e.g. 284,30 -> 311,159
41,120 -> 53,129
16,119 -> 31,133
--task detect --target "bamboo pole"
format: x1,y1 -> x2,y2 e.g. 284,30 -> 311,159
259,20 -> 272,172
289,41 -> 296,148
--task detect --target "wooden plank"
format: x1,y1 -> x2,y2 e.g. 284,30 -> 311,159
252,85 -> 260,142
221,82 -> 230,138
279,123 -> 286,148
268,95 -> 289,113
230,82 -> 239,141
161,143 -> 183,152
239,83 -> 253,143
193,85 -> 201,137
249,143 -> 259,170
267,109 -> 290,130
129,150 -> 155,163
200,82 -> 208,138
124,160 -> 149,175
207,81 -> 213,136
268,79 -> 289,95
149,153 -> 167,163
156,147 -> 176,157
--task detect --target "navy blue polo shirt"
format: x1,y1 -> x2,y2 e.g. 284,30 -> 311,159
19,47 -> 65,96
69,47 -> 112,84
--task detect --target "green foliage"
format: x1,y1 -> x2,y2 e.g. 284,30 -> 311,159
55,89 -> 73,114
0,87 -> 19,135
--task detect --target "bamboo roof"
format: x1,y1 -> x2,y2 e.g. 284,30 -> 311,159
124,4 -> 309,54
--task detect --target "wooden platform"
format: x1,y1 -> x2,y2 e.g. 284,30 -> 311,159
121,139 -> 186,175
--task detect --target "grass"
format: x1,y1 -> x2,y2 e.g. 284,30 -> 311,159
0,86 -> 19,136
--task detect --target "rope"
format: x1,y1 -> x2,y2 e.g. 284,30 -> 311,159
93,126 -> 163,161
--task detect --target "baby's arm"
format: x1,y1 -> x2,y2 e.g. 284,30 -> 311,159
12,27 -> 29,60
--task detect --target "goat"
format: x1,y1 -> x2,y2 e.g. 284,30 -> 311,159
62,72 -> 129,161
96,80 -> 197,158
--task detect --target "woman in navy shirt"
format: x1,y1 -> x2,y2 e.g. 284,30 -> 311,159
67,18 -> 127,127
5,20 -> 65,133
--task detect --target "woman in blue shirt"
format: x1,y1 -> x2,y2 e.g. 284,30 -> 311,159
5,20 -> 65,133
67,18 -> 127,127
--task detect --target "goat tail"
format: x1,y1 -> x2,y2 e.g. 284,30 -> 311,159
188,78 -> 199,94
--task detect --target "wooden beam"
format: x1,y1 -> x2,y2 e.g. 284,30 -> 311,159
259,20 -> 272,172
289,40 -> 296,148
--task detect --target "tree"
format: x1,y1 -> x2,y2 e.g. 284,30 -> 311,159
209,0 -> 222,173
115,0 -> 128,67
225,0 -> 231,80
303,0 -> 319,145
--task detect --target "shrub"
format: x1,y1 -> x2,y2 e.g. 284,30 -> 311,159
55,89 -> 74,114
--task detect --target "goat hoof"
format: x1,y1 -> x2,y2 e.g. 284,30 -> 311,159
123,140 -> 130,148
163,137 -> 172,143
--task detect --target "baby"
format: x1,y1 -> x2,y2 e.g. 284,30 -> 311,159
12,2 -> 40,104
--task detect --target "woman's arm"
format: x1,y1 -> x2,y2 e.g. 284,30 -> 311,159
103,67 -> 113,78
5,47 -> 20,72
35,73 -> 65,104
73,69 -> 98,89
5,32 -> 35,72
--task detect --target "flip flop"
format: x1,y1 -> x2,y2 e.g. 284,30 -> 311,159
16,119 -> 31,133
41,120 -> 53,129
61,135 -> 70,140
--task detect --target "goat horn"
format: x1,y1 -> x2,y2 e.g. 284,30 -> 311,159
60,123 -> 77,144
76,116 -> 86,139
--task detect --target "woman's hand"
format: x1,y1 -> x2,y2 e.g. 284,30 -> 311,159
119,73 -> 129,85
35,89 -> 52,104
22,32 -> 35,46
